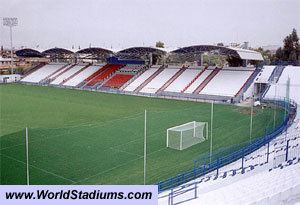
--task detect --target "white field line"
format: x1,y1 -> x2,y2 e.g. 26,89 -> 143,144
74,146 -> 171,185
110,147 -> 143,158
0,153 -> 76,184
73,156 -> 144,184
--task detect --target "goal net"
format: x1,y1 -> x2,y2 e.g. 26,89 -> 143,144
167,121 -> 208,150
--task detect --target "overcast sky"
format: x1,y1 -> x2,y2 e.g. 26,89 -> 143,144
0,0 -> 299,50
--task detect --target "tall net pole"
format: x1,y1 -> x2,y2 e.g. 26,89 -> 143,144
25,127 -> 30,185
210,101 -> 214,163
250,88 -> 254,142
285,77 -> 290,120
273,82 -> 277,129
143,110 -> 147,185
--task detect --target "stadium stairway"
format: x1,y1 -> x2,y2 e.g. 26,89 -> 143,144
40,63 -> 70,84
59,64 -> 91,86
268,65 -> 285,83
262,65 -> 286,98
49,64 -> 77,83
234,68 -> 260,98
88,64 -> 124,88
119,66 -> 148,90
193,67 -> 221,94
80,64 -> 111,88
133,66 -> 164,93
181,67 -> 207,93
156,67 -> 187,94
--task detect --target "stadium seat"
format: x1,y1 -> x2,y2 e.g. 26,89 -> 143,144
123,68 -> 159,92
84,64 -> 111,83
165,68 -> 202,93
63,65 -> 104,87
140,68 -> 180,93
184,68 -> 214,93
265,66 -> 300,102
50,65 -> 88,85
103,74 -> 134,89
86,64 -> 123,86
21,63 -> 68,83
199,68 -> 254,97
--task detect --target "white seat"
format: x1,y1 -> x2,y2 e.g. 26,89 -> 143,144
63,65 -> 103,87
50,65 -> 86,85
21,64 -> 67,83
184,69 -> 214,93
265,66 -> 300,105
123,68 -> 158,91
200,69 -> 253,97
165,69 -> 201,93
140,68 -> 180,93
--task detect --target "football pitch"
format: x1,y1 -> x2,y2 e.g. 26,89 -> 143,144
0,84 -> 284,185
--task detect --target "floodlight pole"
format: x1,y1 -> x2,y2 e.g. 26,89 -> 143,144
25,127 -> 30,185
3,17 -> 18,74
144,110 -> 147,185
9,26 -> 13,73
210,101 -> 214,163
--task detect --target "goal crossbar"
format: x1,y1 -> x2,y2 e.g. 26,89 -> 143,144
167,121 -> 208,150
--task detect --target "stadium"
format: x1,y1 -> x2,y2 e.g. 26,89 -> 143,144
1,1 -> 300,205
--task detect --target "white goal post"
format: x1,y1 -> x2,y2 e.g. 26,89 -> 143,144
167,121 -> 208,150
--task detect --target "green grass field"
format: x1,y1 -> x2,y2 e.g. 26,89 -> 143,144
0,84 -> 284,185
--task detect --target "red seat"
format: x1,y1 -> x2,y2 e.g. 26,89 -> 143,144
85,64 -> 110,83
104,74 -> 134,88
87,64 -> 123,86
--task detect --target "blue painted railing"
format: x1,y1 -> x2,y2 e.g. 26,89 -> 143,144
157,98 -> 297,193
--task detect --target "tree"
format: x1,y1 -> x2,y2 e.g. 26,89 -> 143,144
275,47 -> 283,61
275,28 -> 300,61
156,41 -> 165,48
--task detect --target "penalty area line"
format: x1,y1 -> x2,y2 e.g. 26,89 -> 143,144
0,153 -> 76,184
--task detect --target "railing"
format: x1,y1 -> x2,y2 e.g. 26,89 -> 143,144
157,98 -> 297,193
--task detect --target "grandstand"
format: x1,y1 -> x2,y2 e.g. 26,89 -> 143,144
184,68 -> 213,93
164,68 -> 200,93
123,68 -> 159,92
63,65 -> 103,87
103,74 -> 134,89
140,68 -> 179,94
3,44 -> 300,205
21,63 -> 68,83
85,64 -> 123,87
255,66 -> 276,83
50,64 -> 87,85
19,45 -> 267,103
265,66 -> 300,101
199,68 -> 255,97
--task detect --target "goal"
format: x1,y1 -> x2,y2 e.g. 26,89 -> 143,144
167,121 -> 208,150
